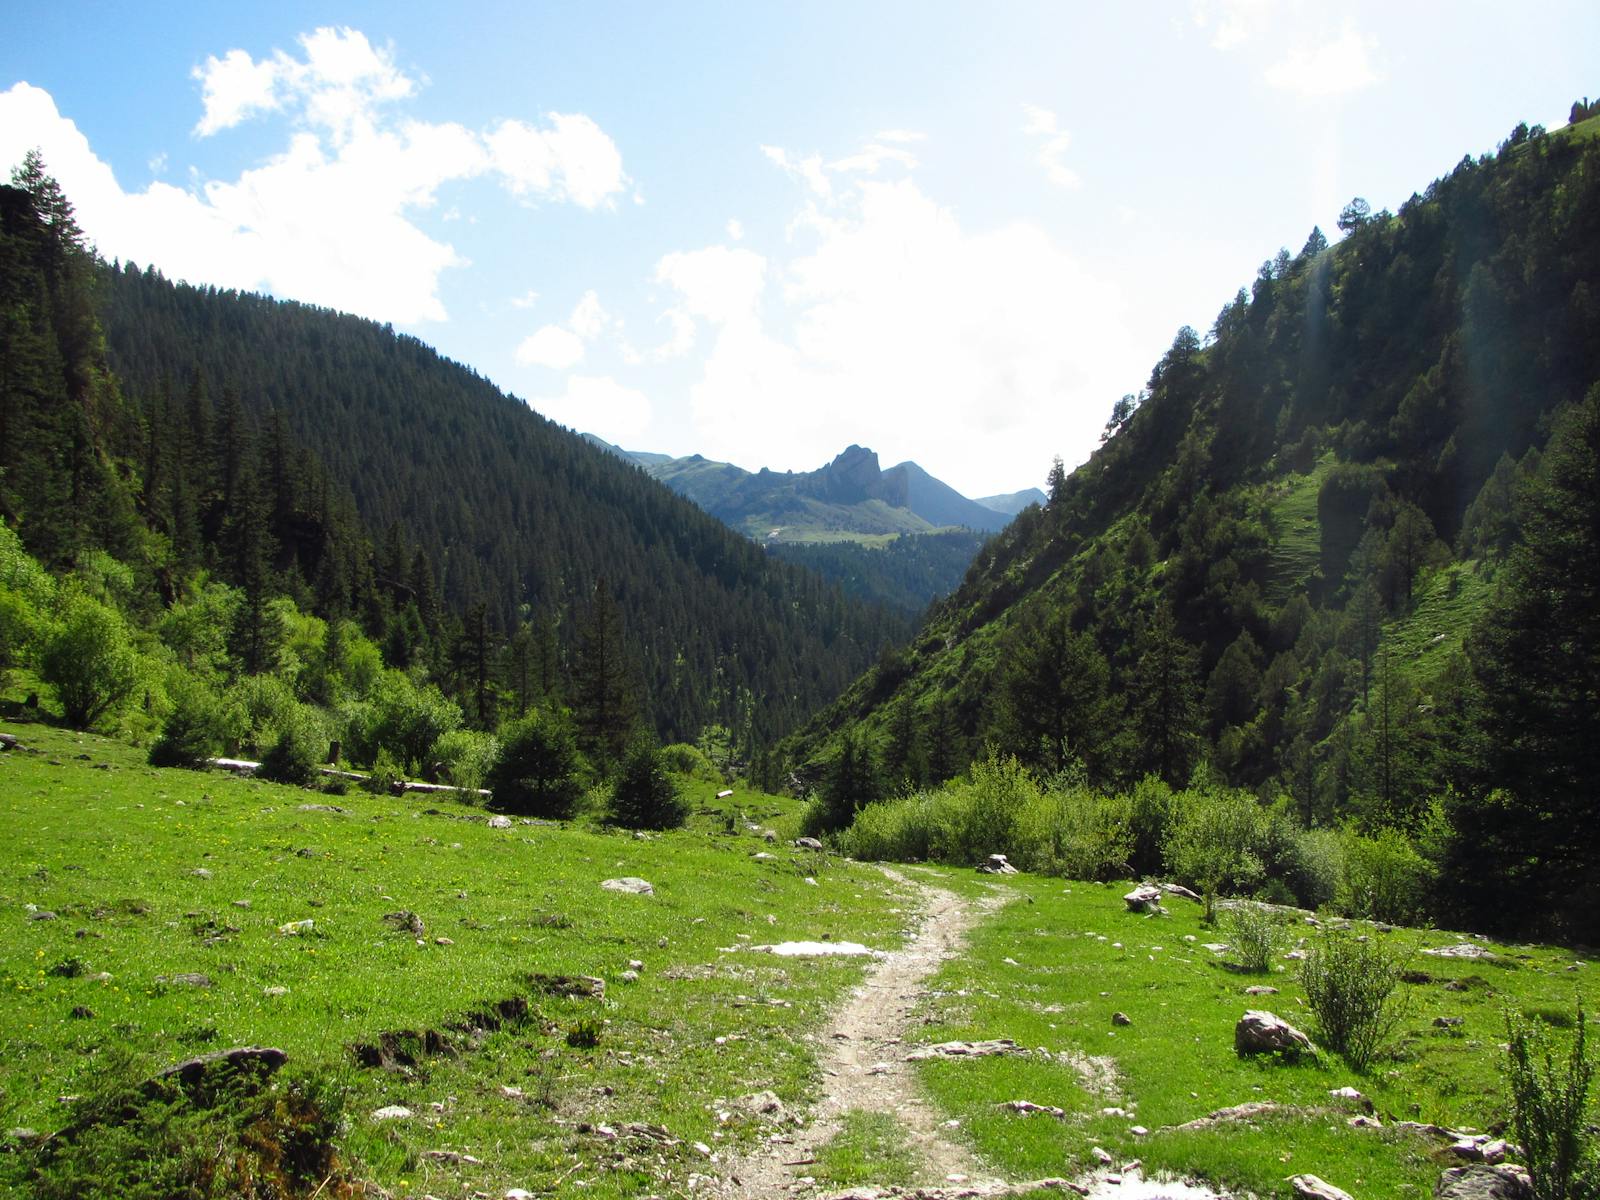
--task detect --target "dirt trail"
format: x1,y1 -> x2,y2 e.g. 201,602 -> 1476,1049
713,868 -> 1009,1197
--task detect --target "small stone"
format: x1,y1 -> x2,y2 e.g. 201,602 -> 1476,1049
1245,985 -> 1279,995
370,1105 -> 413,1121
189,868 -> 213,879
263,986 -> 289,996
1349,1114 -> 1382,1129
1434,1016 -> 1466,1028
232,899 -> 251,909
1112,1011 -> 1132,1026
488,815 -> 513,829
628,959 -> 644,971
620,970 -> 639,983
1092,1147 -> 1113,1164
278,919 -> 314,935
792,837 -> 824,850
27,910 -> 58,921
155,972 -> 213,988
601,877 -> 654,895
434,936 -> 454,945
1130,1125 -> 1149,1136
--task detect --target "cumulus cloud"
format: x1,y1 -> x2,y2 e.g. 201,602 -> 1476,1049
530,374 -> 652,439
654,139 -> 1135,493
1264,26 -> 1381,97
0,29 -> 629,326
514,289 -> 612,369
1022,105 -> 1081,191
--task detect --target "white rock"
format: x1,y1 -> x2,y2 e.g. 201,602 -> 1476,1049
370,1105 -> 413,1121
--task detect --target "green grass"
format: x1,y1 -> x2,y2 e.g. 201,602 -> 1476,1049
813,1109 -> 920,1187
1380,559 -> 1494,686
908,871 -> 1596,1199
1263,454 -> 1334,605
0,719 -> 916,1198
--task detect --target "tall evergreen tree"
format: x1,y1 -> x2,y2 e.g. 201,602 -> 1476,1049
1446,387 -> 1600,937
572,579 -> 639,767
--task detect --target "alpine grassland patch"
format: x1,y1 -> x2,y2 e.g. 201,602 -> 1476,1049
0,719 -> 911,1198
906,866 -> 1597,1199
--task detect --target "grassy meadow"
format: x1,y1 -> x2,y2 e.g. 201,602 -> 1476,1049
0,718 -> 915,1198
905,865 -> 1595,1198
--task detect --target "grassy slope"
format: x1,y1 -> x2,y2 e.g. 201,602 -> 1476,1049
1262,455 -> 1333,606
907,867 -> 1595,1199
0,721 -> 915,1198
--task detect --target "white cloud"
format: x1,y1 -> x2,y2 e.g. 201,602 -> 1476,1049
530,374 -> 652,439
761,144 -> 831,200
874,129 -> 926,144
0,31 -> 628,327
1022,104 -> 1081,191
655,245 -> 767,327
655,143 -> 1135,493
509,289 -> 540,309
515,324 -> 586,369
514,289 -> 611,369
1264,26 -> 1381,97
828,142 -> 919,175
1190,0 -> 1274,50
485,112 -> 628,209
725,217 -> 744,241
192,28 -> 415,143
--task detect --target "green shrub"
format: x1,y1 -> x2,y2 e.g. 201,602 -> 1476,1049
431,728 -> 500,792
148,675 -> 223,769
839,792 -> 939,862
1338,827 -> 1434,924
1013,783 -> 1133,879
1286,828 -> 1345,910
258,707 -> 324,787
1222,904 -> 1285,973
365,748 -> 403,795
659,741 -> 721,782
221,673 -> 298,757
1162,784 -> 1269,921
369,671 -> 463,773
608,741 -> 688,830
1504,1002 -> 1598,1200
1299,927 -> 1407,1070
1127,775 -> 1175,876
38,589 -> 140,729
488,710 -> 585,818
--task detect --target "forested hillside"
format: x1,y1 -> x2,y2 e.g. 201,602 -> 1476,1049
0,155 -> 909,772
783,117 -> 1600,940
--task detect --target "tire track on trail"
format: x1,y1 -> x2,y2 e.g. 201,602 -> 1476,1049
713,867 -> 1011,1198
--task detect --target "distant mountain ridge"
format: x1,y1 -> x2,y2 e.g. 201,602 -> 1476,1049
585,437 -> 1021,542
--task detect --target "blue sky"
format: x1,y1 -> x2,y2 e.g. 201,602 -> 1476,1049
3,2 -> 1596,497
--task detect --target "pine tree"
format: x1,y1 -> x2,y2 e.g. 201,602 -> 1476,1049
572,579 -> 639,767
1446,387 -> 1600,937
1129,607 -> 1202,786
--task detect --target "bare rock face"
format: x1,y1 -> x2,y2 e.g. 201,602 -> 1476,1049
1235,1010 -> 1315,1057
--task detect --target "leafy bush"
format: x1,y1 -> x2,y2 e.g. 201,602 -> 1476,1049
1012,782 -> 1133,878
431,729 -> 500,792
659,741 -> 721,782
608,741 -> 688,830
148,675 -> 223,769
839,792 -> 939,863
221,673 -> 298,758
365,748 -> 403,795
1504,1002 -> 1598,1200
1338,827 -> 1434,924
1222,904 -> 1284,973
1286,828 -> 1345,910
368,671 -> 463,773
258,705 -> 326,786
1299,927 -> 1407,1070
1127,775 -> 1175,876
488,710 -> 585,818
38,589 -> 141,729
1162,784 -> 1269,920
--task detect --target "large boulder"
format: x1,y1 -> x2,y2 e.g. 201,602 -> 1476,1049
1235,1010 -> 1315,1057
977,854 -> 1018,875
1124,884 -> 1164,913
1291,1177 -> 1354,1200
1435,1164 -> 1534,1200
